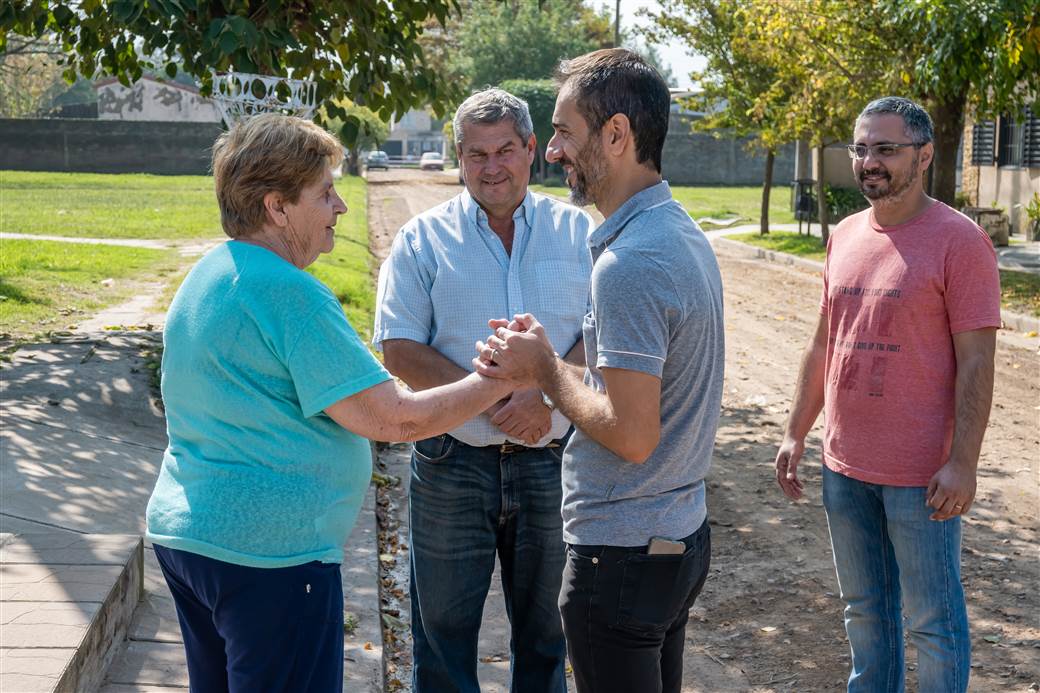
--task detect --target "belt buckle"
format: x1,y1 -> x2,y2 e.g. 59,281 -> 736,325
500,442 -> 524,454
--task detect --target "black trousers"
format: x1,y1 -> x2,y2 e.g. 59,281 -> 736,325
558,520 -> 711,693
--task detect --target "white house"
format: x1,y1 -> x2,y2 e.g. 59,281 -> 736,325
383,109 -> 446,158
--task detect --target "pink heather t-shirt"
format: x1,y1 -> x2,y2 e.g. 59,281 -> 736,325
820,201 -> 1001,486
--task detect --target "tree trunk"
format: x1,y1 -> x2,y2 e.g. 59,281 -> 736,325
538,146 -> 546,183
814,146 -> 829,246
347,148 -> 360,176
928,95 -> 966,205
760,149 -> 775,235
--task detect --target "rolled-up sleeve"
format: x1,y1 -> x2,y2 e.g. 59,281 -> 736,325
373,229 -> 433,349
592,249 -> 673,378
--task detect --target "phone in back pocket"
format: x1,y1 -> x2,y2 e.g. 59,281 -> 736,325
647,537 -> 685,555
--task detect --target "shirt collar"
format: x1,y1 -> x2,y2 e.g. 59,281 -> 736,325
461,188 -> 535,230
587,181 -> 672,250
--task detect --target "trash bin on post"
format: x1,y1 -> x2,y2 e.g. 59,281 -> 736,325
791,179 -> 817,236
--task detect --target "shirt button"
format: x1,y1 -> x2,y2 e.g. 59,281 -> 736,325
591,557 -> 599,565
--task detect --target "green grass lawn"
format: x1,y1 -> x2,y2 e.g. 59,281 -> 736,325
0,172 -> 377,338
728,230 -> 827,262
0,170 -> 223,239
728,231 -> 1040,318
531,184 -> 797,228
0,238 -> 180,334
307,175 -> 376,339
999,269 -> 1040,318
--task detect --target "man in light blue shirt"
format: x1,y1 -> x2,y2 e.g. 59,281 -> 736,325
474,50 -> 724,693
373,88 -> 593,693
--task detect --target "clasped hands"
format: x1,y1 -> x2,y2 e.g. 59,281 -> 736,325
474,314 -> 558,445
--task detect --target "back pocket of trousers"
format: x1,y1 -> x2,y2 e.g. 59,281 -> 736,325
615,544 -> 707,633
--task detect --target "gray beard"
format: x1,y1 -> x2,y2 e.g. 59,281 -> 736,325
860,155 -> 920,204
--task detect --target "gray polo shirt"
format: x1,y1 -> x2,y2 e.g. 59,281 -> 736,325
561,181 -> 725,547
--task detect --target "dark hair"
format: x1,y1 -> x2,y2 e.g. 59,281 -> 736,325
554,48 -> 671,172
857,96 -> 934,144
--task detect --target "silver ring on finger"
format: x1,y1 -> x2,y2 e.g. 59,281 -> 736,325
490,349 -> 499,364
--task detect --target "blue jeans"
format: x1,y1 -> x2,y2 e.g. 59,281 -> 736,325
822,466 -> 970,693
408,434 -> 567,693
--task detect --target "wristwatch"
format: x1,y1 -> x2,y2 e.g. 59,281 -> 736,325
540,391 -> 556,411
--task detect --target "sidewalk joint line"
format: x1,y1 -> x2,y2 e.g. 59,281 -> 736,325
1,412 -> 165,452
0,512 -> 90,534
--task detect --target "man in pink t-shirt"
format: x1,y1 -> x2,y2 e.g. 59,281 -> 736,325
774,97 -> 1000,693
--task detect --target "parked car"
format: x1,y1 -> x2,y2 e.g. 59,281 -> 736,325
366,151 -> 390,170
419,152 -> 445,171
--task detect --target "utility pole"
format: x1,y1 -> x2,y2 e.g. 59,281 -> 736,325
614,0 -> 621,47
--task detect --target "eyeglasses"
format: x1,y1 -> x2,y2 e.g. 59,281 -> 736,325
847,143 -> 922,160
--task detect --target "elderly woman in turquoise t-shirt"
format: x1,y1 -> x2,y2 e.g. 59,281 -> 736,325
145,114 -> 512,693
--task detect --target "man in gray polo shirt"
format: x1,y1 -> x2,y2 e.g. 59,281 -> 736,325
475,49 -> 724,693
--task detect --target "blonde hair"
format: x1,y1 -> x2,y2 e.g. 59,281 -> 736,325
212,114 -> 344,238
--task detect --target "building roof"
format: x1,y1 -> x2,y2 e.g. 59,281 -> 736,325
93,75 -> 201,95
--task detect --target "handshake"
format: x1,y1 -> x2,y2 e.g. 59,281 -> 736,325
473,313 -> 557,386
473,313 -> 563,446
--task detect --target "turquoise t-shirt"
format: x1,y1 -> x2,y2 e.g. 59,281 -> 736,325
146,241 -> 391,568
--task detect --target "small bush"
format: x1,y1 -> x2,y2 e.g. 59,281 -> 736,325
825,186 -> 869,222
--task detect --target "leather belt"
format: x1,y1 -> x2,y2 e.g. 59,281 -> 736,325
451,428 -> 572,455
497,439 -> 564,455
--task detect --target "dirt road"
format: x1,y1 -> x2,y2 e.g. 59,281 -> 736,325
366,168 -> 464,267
367,170 -> 1039,692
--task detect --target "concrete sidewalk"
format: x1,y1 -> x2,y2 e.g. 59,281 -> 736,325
0,232 -> 220,257
1,334 -> 163,692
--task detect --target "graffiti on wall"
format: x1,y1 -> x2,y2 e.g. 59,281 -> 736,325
98,83 -> 145,117
154,86 -> 184,110
96,79 -> 219,122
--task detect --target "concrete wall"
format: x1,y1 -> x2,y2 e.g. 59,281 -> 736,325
661,114 -> 796,186
0,118 -> 223,175
978,165 -> 1040,235
813,144 -> 858,188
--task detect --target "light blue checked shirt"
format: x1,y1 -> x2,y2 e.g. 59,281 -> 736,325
374,189 -> 594,447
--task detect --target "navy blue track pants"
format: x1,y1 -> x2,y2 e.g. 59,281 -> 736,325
154,544 -> 344,693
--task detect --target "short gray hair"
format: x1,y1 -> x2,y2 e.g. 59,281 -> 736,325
453,88 -> 534,147
857,96 -> 934,144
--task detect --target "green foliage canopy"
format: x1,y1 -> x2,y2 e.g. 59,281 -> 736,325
0,0 -> 466,126
646,0 -> 789,150
328,101 -> 389,152
878,0 -> 1039,119
425,0 -> 613,90
498,78 -> 555,149
646,0 -> 1039,207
